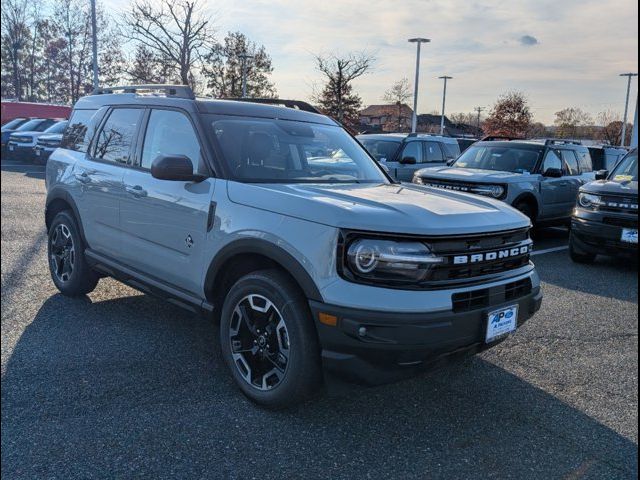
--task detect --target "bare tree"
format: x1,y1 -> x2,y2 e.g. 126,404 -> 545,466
123,0 -> 214,87
595,110 -> 632,146
382,78 -> 412,131
554,107 -> 594,138
313,51 -> 374,125
1,0 -> 30,100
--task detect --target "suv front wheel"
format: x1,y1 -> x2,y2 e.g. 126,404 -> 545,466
220,269 -> 322,408
47,211 -> 99,296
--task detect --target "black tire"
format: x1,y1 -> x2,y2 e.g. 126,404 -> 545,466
514,201 -> 536,224
47,210 -> 99,296
220,269 -> 322,408
569,233 -> 596,264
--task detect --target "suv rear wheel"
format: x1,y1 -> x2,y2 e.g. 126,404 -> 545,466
47,211 -> 99,296
220,269 -> 322,408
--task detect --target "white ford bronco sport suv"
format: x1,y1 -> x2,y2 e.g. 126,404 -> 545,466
45,85 -> 542,407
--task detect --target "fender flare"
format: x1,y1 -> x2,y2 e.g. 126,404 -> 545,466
511,192 -> 541,219
45,187 -> 88,244
204,238 -> 323,302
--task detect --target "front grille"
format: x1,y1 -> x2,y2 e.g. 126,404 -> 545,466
597,195 -> 639,214
421,179 -> 480,193
452,278 -> 533,313
603,217 -> 638,229
37,139 -> 60,148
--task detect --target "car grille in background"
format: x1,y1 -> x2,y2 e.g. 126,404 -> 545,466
37,139 -> 61,148
452,278 -> 533,313
10,136 -> 32,144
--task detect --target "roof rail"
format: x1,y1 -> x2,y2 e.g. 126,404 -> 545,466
544,138 -> 582,146
480,135 -> 525,142
91,84 -> 195,100
224,98 -> 321,114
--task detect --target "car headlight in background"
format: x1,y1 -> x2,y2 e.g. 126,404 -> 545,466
470,185 -> 506,199
345,238 -> 444,283
578,193 -> 603,209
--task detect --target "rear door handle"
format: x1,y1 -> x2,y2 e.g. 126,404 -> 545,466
125,185 -> 147,198
74,172 -> 91,184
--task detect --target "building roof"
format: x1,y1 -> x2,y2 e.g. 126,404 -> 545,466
360,103 -> 414,117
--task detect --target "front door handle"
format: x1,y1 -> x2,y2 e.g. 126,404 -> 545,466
74,172 -> 91,184
125,185 -> 147,198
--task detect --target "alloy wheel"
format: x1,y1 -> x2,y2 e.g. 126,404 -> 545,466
49,223 -> 75,283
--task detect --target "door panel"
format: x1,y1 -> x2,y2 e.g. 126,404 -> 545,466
539,149 -> 566,219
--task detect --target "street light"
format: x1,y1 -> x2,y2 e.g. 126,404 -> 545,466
90,0 -> 99,89
438,75 -> 453,136
408,38 -> 430,133
620,73 -> 638,147
238,53 -> 254,98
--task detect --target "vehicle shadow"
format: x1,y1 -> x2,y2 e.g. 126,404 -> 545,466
2,293 -> 637,479
0,159 -> 46,179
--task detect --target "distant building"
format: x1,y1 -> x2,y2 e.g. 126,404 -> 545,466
417,114 -> 482,138
359,103 -> 414,133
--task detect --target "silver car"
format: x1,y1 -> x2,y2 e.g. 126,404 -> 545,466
45,85 -> 541,407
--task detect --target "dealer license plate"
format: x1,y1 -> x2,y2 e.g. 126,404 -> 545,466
8,145 -> 14,151
486,305 -> 518,343
35,149 -> 41,156
621,229 -> 638,244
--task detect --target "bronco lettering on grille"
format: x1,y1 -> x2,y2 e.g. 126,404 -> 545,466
453,245 -> 531,265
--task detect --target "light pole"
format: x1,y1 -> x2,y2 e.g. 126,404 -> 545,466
620,73 -> 638,146
408,38 -> 430,133
239,53 -> 254,98
438,75 -> 452,136
90,0 -> 99,89
474,106 -> 485,135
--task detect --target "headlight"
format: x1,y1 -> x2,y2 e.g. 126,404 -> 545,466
578,193 -> 602,209
471,185 -> 505,199
413,176 -> 424,185
345,238 -> 444,283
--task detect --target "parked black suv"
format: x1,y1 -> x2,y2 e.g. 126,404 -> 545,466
570,149 -> 638,263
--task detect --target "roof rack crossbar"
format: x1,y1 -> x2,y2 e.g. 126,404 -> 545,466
91,84 -> 195,100
480,135 -> 525,142
544,138 -> 582,146
223,98 -> 321,114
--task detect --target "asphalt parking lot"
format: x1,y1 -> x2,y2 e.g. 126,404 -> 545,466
1,158 -> 638,479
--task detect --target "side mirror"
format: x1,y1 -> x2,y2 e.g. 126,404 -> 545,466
543,167 -> 563,178
400,156 -> 417,165
446,159 -> 456,166
595,169 -> 609,181
151,154 -> 205,182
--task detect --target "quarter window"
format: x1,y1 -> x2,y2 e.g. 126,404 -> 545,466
93,108 -> 142,164
141,109 -> 202,171
424,141 -> 444,162
62,109 -> 98,153
577,151 -> 593,173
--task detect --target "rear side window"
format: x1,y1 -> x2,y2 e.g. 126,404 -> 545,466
560,150 -> 579,175
62,109 -> 98,153
140,109 -> 202,171
577,151 -> 592,173
424,141 -> 444,162
93,108 -> 142,164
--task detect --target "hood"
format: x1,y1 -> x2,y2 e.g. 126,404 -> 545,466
227,182 -> 530,236
581,179 -> 638,196
415,166 -> 536,184
9,130 -> 46,139
38,133 -> 63,141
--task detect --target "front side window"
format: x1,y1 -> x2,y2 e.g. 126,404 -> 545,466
141,110 -> 202,171
210,117 -> 388,183
400,142 -> 423,163
543,150 -> 562,172
358,139 -> 401,162
454,145 -> 541,173
424,141 -> 444,162
560,150 -> 579,175
93,108 -> 142,164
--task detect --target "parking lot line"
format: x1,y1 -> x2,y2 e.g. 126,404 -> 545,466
531,246 -> 569,256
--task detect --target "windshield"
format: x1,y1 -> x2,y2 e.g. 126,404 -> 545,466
453,145 -> 541,173
610,151 -> 638,182
15,119 -> 46,132
1,118 -> 28,130
44,121 -> 68,134
358,138 -> 401,161
210,117 -> 389,184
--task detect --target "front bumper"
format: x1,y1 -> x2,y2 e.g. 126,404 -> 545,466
310,283 -> 542,385
571,209 -> 638,256
33,145 -> 57,161
6,142 -> 36,159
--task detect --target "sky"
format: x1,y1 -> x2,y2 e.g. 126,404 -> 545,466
105,0 -> 639,124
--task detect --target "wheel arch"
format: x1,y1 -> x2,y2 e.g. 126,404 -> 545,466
45,188 -> 87,244
512,192 -> 540,222
204,238 -> 323,309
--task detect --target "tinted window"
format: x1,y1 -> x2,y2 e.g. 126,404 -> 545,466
560,150 -> 579,175
62,109 -> 98,153
44,121 -> 68,134
93,108 -> 141,164
442,142 -> 461,159
400,142 -> 423,162
455,145 -> 541,173
424,141 -> 444,162
141,110 -> 202,170
543,150 -> 562,172
577,150 -> 592,173
34,119 -> 56,132
358,139 -> 401,162
211,117 -> 388,184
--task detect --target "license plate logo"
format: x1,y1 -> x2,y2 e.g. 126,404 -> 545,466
621,229 -> 638,244
486,305 -> 518,343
